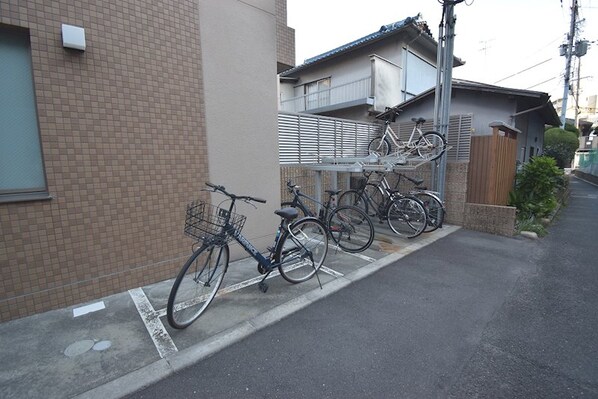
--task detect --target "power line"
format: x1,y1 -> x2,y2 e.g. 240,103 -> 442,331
493,58 -> 553,84
526,76 -> 559,90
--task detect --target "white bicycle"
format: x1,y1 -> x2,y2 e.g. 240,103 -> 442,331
368,106 -> 447,161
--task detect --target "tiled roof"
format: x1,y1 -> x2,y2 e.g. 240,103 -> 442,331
281,15 -> 426,76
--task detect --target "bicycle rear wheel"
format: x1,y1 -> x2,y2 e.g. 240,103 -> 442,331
167,244 -> 229,329
387,197 -> 427,238
327,205 -> 375,253
414,192 -> 445,233
364,183 -> 386,217
276,217 -> 328,283
416,132 -> 446,161
368,136 -> 391,156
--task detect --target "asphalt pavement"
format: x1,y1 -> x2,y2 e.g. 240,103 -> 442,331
0,211 -> 459,399
2,175 -> 596,399
125,175 -> 598,399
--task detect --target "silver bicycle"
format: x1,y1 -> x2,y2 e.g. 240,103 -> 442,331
368,106 -> 447,161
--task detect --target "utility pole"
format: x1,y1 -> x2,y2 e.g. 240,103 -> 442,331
560,0 -> 578,127
433,0 -> 463,200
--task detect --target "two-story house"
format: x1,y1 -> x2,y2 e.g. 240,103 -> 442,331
279,15 -> 463,121
393,79 -> 561,163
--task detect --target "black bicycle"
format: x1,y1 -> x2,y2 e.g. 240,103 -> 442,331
167,183 -> 329,329
394,173 -> 445,233
338,172 -> 428,239
282,181 -> 375,253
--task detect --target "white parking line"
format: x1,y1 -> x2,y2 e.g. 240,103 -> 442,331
129,288 -> 178,358
154,263 -> 343,318
328,244 -> 377,263
131,261 -> 345,357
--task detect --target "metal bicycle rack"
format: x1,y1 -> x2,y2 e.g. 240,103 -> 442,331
306,148 -> 452,205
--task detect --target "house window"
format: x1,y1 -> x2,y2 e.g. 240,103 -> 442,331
0,25 -> 47,202
304,77 -> 330,110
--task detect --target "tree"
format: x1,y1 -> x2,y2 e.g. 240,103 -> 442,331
543,127 -> 579,168
564,122 -> 580,137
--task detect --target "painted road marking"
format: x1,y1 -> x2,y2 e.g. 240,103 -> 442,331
73,301 -> 105,317
129,288 -> 178,358
131,261 -> 345,357
155,263 -> 342,318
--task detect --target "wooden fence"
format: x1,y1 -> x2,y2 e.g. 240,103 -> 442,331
467,124 -> 518,206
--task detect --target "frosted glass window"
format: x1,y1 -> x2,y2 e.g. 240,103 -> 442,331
405,51 -> 436,97
0,25 -> 46,196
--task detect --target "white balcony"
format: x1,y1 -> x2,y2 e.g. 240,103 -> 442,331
280,76 -> 372,113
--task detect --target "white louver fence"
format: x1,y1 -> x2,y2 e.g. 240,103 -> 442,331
279,112 -> 381,164
278,111 -> 472,164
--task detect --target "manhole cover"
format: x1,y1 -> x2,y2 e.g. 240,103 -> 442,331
93,340 -> 112,351
64,340 -> 95,357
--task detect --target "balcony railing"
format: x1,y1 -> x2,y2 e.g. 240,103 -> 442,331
280,76 -> 372,113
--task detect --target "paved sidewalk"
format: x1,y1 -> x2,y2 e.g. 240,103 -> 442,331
0,223 -> 460,399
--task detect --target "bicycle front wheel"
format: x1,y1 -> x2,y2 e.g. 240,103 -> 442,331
387,197 -> 427,239
167,244 -> 229,329
276,217 -> 328,283
416,132 -> 446,161
368,136 -> 391,156
414,192 -> 445,233
328,205 -> 375,253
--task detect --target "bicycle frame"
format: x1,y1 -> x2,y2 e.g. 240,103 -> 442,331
286,186 -> 333,220
209,192 -> 290,274
381,123 -> 419,149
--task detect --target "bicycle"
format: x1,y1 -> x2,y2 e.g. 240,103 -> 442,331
394,173 -> 446,233
167,182 -> 328,329
338,172 -> 428,239
368,106 -> 447,161
282,181 -> 375,253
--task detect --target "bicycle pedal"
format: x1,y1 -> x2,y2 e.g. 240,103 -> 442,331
258,281 -> 268,293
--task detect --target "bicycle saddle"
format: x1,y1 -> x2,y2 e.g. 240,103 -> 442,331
325,189 -> 342,196
411,117 -> 426,124
275,207 -> 299,221
410,177 -> 425,186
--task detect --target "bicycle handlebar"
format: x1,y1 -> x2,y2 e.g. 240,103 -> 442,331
375,105 -> 403,121
205,182 -> 266,204
286,180 -> 300,193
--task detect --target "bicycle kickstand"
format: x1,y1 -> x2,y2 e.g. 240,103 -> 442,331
258,270 -> 271,293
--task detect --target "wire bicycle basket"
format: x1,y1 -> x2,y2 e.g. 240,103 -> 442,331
184,200 -> 246,245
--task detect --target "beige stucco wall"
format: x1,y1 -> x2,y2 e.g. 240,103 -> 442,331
199,0 -> 281,259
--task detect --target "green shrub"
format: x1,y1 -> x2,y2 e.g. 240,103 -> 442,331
508,156 -> 563,219
544,127 -> 579,167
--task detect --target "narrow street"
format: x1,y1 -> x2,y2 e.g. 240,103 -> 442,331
128,177 -> 598,398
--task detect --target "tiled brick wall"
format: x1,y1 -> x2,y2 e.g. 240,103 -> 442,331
0,0 -> 209,321
275,0 -> 295,71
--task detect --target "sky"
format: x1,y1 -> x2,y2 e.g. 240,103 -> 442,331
287,0 -> 598,103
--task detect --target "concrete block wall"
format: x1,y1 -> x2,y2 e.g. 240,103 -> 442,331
463,203 -> 516,236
